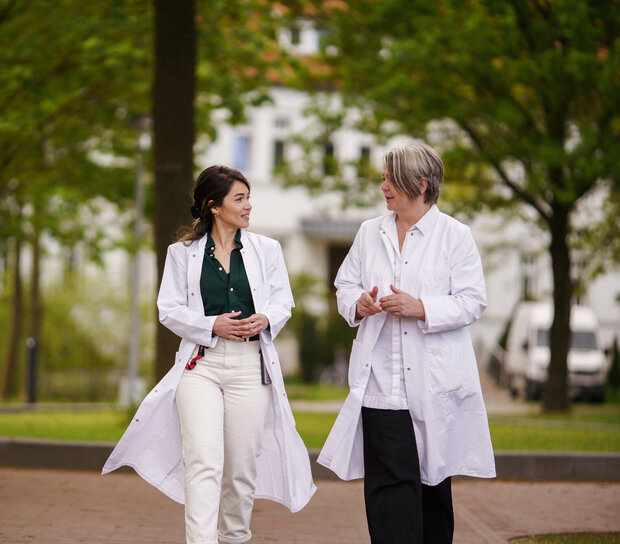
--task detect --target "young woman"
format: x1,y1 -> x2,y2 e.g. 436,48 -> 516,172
104,165 -> 316,544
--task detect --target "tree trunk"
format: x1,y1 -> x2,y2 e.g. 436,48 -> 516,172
153,0 -> 196,382
543,207 -> 572,412
0,237 -> 23,400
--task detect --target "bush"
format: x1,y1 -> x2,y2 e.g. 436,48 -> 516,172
288,273 -> 356,383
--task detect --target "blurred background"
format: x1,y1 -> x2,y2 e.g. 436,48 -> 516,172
0,0 -> 619,424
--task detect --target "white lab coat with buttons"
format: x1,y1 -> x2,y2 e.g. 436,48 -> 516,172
317,206 -> 496,485
103,230 -> 317,513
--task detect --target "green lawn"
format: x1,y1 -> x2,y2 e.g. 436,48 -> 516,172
510,532 -> 620,543
1,407 -> 618,451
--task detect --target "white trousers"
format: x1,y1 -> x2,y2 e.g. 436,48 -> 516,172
175,339 -> 271,544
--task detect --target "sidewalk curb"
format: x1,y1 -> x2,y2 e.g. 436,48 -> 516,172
1,437 -> 618,481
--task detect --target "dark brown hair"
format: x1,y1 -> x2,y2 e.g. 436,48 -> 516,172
176,165 -> 250,244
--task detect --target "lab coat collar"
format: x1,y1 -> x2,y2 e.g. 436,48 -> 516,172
414,204 -> 440,236
379,204 -> 440,237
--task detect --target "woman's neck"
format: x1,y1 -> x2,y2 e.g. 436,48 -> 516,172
210,222 -> 238,252
395,201 -> 432,231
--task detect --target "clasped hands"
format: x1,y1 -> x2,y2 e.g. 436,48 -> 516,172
213,312 -> 269,341
356,285 -> 425,320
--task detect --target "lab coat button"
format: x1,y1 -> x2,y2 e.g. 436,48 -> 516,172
407,367 -> 411,371
404,331 -> 408,335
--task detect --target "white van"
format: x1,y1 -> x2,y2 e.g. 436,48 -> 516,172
505,301 -> 607,402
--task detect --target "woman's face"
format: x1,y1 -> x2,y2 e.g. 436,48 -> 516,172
212,180 -> 252,229
381,164 -> 414,213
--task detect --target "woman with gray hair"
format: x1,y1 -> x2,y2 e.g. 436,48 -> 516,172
318,142 -> 495,543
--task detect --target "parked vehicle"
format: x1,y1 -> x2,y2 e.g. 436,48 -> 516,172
505,301 -> 607,402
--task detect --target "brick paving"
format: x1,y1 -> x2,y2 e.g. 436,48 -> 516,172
1,468 -> 619,543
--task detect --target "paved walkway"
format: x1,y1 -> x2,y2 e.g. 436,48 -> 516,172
1,468 -> 619,543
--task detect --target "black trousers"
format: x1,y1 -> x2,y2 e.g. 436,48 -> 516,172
361,407 -> 454,544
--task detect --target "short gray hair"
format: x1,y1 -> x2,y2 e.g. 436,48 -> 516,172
383,142 -> 444,204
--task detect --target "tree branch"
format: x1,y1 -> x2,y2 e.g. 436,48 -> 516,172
460,121 -> 552,223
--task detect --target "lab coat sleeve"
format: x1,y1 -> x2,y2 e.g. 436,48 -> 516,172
334,227 -> 365,328
418,227 -> 487,334
261,240 -> 294,342
157,243 -> 218,346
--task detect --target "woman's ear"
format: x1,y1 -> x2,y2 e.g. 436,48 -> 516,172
419,178 -> 428,196
208,200 -> 220,218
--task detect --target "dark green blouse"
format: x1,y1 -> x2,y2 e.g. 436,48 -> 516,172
200,229 -> 256,320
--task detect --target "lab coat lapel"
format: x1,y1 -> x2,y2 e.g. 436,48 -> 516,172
376,215 -> 397,299
239,230 -> 265,308
379,214 -> 398,264
187,236 -> 207,312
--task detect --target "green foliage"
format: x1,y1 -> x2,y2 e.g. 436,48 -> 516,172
285,0 -> 620,412
0,0 -> 150,274
287,273 -> 357,383
288,0 -> 620,243
0,273 -> 156,402
37,275 -> 155,401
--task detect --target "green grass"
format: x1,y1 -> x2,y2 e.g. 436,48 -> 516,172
0,410 -> 129,442
501,401 -> 620,426
293,412 -> 338,448
490,424 -> 619,453
2,409 -> 618,452
0,397 -> 619,452
282,380 -> 349,401
510,532 -> 620,543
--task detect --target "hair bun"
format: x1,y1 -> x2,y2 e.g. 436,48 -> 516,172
190,203 -> 201,219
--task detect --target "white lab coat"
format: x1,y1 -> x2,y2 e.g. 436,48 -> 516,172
103,230 -> 317,513
317,206 -> 496,485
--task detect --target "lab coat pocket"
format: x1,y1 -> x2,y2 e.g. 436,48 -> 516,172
348,339 -> 365,388
426,336 -> 463,395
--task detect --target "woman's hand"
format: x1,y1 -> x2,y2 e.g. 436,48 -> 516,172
355,286 -> 382,319
236,313 -> 269,339
380,284 -> 425,320
213,311 -> 244,341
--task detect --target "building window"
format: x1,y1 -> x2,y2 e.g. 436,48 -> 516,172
358,146 -> 371,178
290,24 -> 301,45
323,141 -> 336,176
233,135 -> 250,172
520,254 -> 535,300
274,140 -> 285,170
275,117 -> 290,130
